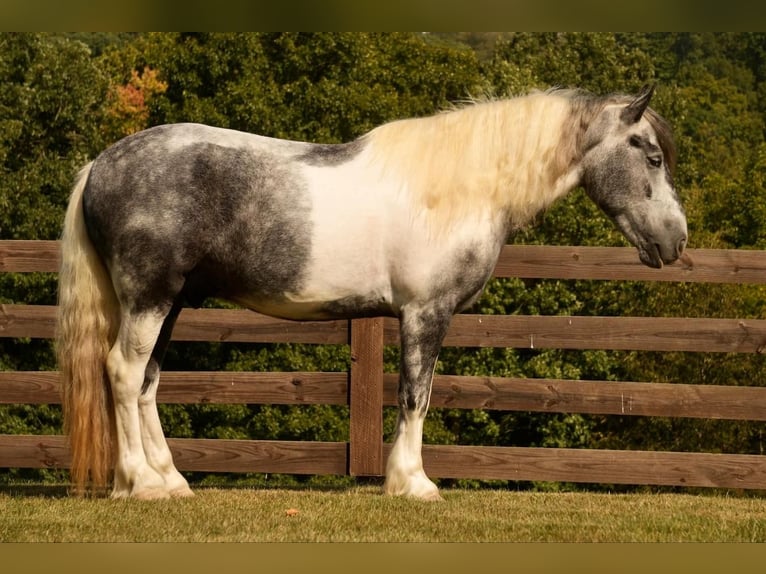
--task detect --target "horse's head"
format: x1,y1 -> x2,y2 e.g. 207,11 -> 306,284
580,85 -> 687,268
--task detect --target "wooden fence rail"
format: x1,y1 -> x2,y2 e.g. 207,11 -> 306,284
2,240 -> 766,489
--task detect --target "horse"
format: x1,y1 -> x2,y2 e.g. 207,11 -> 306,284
57,84 -> 687,501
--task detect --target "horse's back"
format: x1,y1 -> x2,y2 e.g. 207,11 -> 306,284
82,123 -> 319,313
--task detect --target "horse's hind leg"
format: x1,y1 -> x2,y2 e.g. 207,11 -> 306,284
107,310 -> 172,499
384,302 -> 453,501
137,301 -> 193,498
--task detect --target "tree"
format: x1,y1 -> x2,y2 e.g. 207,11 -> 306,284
486,32 -> 655,97
116,32 -> 483,142
102,66 -> 167,140
0,33 -> 108,241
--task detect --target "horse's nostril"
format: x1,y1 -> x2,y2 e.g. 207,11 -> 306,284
677,236 -> 687,255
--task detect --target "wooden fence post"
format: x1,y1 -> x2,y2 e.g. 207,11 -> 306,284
348,317 -> 385,476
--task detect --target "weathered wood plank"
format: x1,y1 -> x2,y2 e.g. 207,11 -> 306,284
0,435 -> 348,475
416,444 -> 766,489
383,315 -> 766,353
0,240 -> 59,272
384,374 -> 766,421
5,369 -> 766,422
348,317 -> 384,476
0,304 -> 57,339
6,434 -> 764,489
0,304 -> 349,344
167,438 -> 347,474
494,245 -> 766,284
157,372 -> 348,405
0,372 -> 60,404
0,371 -> 350,405
0,434 -> 70,470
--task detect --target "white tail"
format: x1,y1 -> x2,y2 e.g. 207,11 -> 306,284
57,162 -> 120,494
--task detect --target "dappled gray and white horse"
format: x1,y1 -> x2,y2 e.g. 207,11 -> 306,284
58,85 -> 686,500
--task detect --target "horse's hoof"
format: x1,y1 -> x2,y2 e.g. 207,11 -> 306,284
132,487 -> 171,500
383,479 -> 443,501
170,486 -> 195,498
420,490 -> 444,502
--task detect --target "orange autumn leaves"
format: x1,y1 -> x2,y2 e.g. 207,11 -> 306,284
104,67 -> 167,141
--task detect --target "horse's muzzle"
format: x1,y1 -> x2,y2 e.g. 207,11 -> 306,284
642,232 -> 687,269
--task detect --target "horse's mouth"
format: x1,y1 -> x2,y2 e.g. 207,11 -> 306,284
637,237 -> 689,269
637,243 -> 664,269
615,213 -> 686,270
614,214 -> 664,269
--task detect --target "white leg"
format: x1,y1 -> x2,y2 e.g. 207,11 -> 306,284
107,312 -> 169,499
383,303 -> 449,501
384,410 -> 442,500
138,367 -> 193,497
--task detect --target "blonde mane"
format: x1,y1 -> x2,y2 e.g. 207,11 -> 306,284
366,91 -> 597,232
367,90 -> 632,234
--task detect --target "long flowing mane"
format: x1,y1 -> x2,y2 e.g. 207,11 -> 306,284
365,89 -> 675,231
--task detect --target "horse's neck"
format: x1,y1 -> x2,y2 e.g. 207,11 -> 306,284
367,95 -> 584,234
468,97 -> 584,229
499,146 -> 584,232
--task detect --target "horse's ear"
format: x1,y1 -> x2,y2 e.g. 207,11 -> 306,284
621,84 -> 655,125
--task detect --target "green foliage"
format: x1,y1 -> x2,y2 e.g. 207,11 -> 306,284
120,32 -> 483,143
0,33 -> 109,240
4,33 -> 766,490
486,32 -> 655,96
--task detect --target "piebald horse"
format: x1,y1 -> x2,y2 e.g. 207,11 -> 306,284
57,85 -> 686,500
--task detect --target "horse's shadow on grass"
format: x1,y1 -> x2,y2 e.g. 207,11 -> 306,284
0,484 -> 70,498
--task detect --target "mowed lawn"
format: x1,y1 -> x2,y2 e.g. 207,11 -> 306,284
2,486 -> 765,542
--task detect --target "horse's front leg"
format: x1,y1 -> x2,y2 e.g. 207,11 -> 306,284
384,302 -> 453,501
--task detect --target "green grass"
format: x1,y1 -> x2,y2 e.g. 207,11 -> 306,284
1,486 -> 765,542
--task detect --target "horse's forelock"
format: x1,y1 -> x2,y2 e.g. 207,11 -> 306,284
644,108 -> 677,176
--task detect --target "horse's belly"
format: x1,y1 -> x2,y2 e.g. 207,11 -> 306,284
286,258 -> 395,319
229,233 -> 394,320
231,276 -> 394,321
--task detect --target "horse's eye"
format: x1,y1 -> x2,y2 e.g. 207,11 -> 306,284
648,155 -> 662,168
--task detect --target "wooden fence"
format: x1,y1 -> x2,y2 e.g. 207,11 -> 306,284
2,239 -> 766,489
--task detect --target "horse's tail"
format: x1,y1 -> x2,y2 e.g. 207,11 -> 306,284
57,162 -> 120,495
